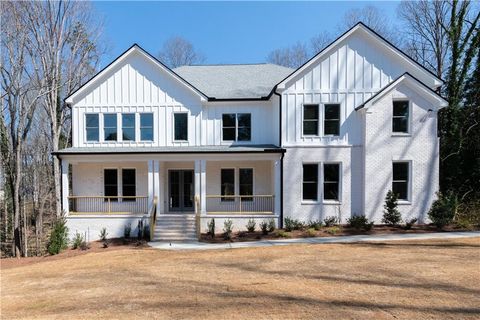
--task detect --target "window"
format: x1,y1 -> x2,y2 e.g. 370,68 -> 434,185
302,164 -> 318,201
323,163 -> 340,201
393,162 -> 409,200
303,105 -> 319,135
392,100 -> 409,133
324,104 -> 340,136
140,113 -> 153,141
221,169 -> 235,201
222,113 -> 251,141
104,114 -> 117,141
122,114 -> 135,141
122,169 -> 136,201
239,168 -> 253,201
104,169 -> 118,201
174,113 -> 188,141
85,114 -> 99,141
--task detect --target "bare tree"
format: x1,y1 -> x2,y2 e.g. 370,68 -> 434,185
310,31 -> 333,54
267,42 -> 309,68
398,0 -> 450,78
158,36 -> 205,68
21,0 -> 103,217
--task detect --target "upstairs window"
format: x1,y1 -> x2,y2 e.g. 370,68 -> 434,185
324,104 -> 340,136
303,105 -> 319,135
221,169 -> 235,201
392,162 -> 410,200
104,169 -> 118,201
392,100 -> 409,133
323,163 -> 340,201
140,113 -> 153,141
104,114 -> 117,141
174,113 -> 188,141
122,114 -> 136,141
122,169 -> 136,201
302,164 -> 318,201
85,114 -> 99,142
222,113 -> 251,141
239,168 -> 253,201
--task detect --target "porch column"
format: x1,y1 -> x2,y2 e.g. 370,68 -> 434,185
61,159 -> 69,214
273,159 -> 281,218
153,160 -> 161,215
147,160 -> 154,214
194,159 -> 207,215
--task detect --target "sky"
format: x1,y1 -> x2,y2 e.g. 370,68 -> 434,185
93,1 -> 400,67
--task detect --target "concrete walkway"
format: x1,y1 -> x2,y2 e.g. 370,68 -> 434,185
148,231 -> 480,251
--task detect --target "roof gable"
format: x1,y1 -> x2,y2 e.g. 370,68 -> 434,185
276,22 -> 443,91
65,44 -> 208,105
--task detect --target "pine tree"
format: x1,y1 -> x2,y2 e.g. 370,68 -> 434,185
383,190 -> 402,226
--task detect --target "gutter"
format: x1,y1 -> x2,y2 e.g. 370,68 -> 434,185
273,87 -> 284,229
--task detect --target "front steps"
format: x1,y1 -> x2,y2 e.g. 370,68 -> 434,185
153,214 -> 197,241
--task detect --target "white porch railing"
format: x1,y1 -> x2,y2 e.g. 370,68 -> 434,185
205,195 -> 274,215
68,196 -> 148,215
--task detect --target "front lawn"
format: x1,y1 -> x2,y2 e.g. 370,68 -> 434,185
2,237 -> 479,319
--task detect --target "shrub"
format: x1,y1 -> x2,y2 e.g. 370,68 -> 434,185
307,220 -> 323,230
207,218 -> 215,238
325,226 -> 340,235
47,218 -> 69,255
284,217 -> 304,231
99,227 -> 109,248
306,228 -> 316,237
260,220 -> 268,235
267,219 -> 276,232
348,215 -> 374,231
223,219 -> 233,240
383,190 -> 402,226
71,232 -> 88,250
246,219 -> 256,232
323,216 -> 338,227
137,220 -> 144,240
428,192 -> 457,229
276,230 -> 290,238
404,218 -> 418,230
124,223 -> 131,238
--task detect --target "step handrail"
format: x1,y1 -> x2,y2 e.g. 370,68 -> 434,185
149,196 -> 157,241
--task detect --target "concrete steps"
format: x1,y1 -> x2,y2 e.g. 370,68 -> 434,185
153,214 -> 197,241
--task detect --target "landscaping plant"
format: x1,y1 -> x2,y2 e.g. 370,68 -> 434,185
276,230 -> 290,238
47,217 -> 69,255
404,218 -> 418,230
72,232 -> 87,250
306,228 -> 316,237
124,223 -> 131,239
260,220 -> 269,235
246,219 -> 256,232
267,219 -> 276,232
99,228 -> 109,248
383,190 -> 402,226
284,217 -> 304,231
207,218 -> 215,238
347,215 -> 374,231
323,216 -> 338,227
223,219 -> 233,240
428,192 -> 458,229
308,220 -> 323,230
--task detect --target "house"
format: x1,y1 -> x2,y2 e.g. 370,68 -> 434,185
54,23 -> 447,241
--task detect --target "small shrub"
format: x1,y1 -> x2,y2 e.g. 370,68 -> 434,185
246,219 -> 256,232
47,218 -> 69,255
306,228 -> 316,237
307,220 -> 323,230
323,216 -> 338,227
99,227 -> 109,248
455,219 -> 474,230
348,215 -> 374,231
383,190 -> 402,226
284,217 -> 304,231
223,219 -> 233,240
428,192 -> 457,229
71,232 -> 85,250
137,220 -> 144,240
267,219 -> 276,232
260,220 -> 268,235
325,226 -> 340,235
207,218 -> 215,238
276,230 -> 290,238
404,218 -> 418,230
124,223 -> 131,238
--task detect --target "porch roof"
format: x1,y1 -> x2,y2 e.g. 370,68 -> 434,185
53,145 -> 285,156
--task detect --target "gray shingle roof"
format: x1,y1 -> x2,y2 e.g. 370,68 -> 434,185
174,64 -> 293,99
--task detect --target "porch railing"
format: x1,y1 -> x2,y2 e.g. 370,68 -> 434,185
68,196 -> 148,214
205,195 -> 274,215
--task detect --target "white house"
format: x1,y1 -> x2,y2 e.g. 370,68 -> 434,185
54,23 -> 447,241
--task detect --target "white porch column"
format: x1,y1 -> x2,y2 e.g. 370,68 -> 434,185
200,159 -> 207,215
61,159 -> 69,214
147,160 -> 154,214
273,159 -> 281,219
153,160 -> 161,215
194,160 -> 201,213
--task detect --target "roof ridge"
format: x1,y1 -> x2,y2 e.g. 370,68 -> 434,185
179,63 -> 269,67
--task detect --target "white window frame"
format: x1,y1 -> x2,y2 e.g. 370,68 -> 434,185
121,167 -> 137,201
392,99 -> 411,136
173,112 -> 189,142
322,162 -> 342,204
239,167 -> 255,201
220,167 -> 236,202
103,167 -> 120,200
392,160 -> 412,203
121,113 -> 136,143
221,113 -> 252,142
140,113 -> 154,142
103,113 -> 118,142
301,102 -> 342,138
301,162 -> 320,204
84,113 -> 99,143
302,104 -> 320,137
323,103 -> 341,137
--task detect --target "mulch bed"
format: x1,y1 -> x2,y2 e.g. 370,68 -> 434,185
199,224 -> 479,243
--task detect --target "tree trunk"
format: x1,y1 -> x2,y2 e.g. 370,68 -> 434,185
52,131 -> 62,217
13,147 -> 22,258
23,199 -> 28,257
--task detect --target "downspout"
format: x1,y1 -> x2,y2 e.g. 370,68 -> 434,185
273,87 -> 284,229
57,155 -> 63,216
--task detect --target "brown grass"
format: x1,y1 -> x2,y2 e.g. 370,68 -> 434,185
2,237 -> 480,319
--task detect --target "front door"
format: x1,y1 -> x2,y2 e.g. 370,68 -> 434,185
169,170 -> 194,212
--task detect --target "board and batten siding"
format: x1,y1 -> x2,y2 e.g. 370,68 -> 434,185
281,31 -> 417,146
